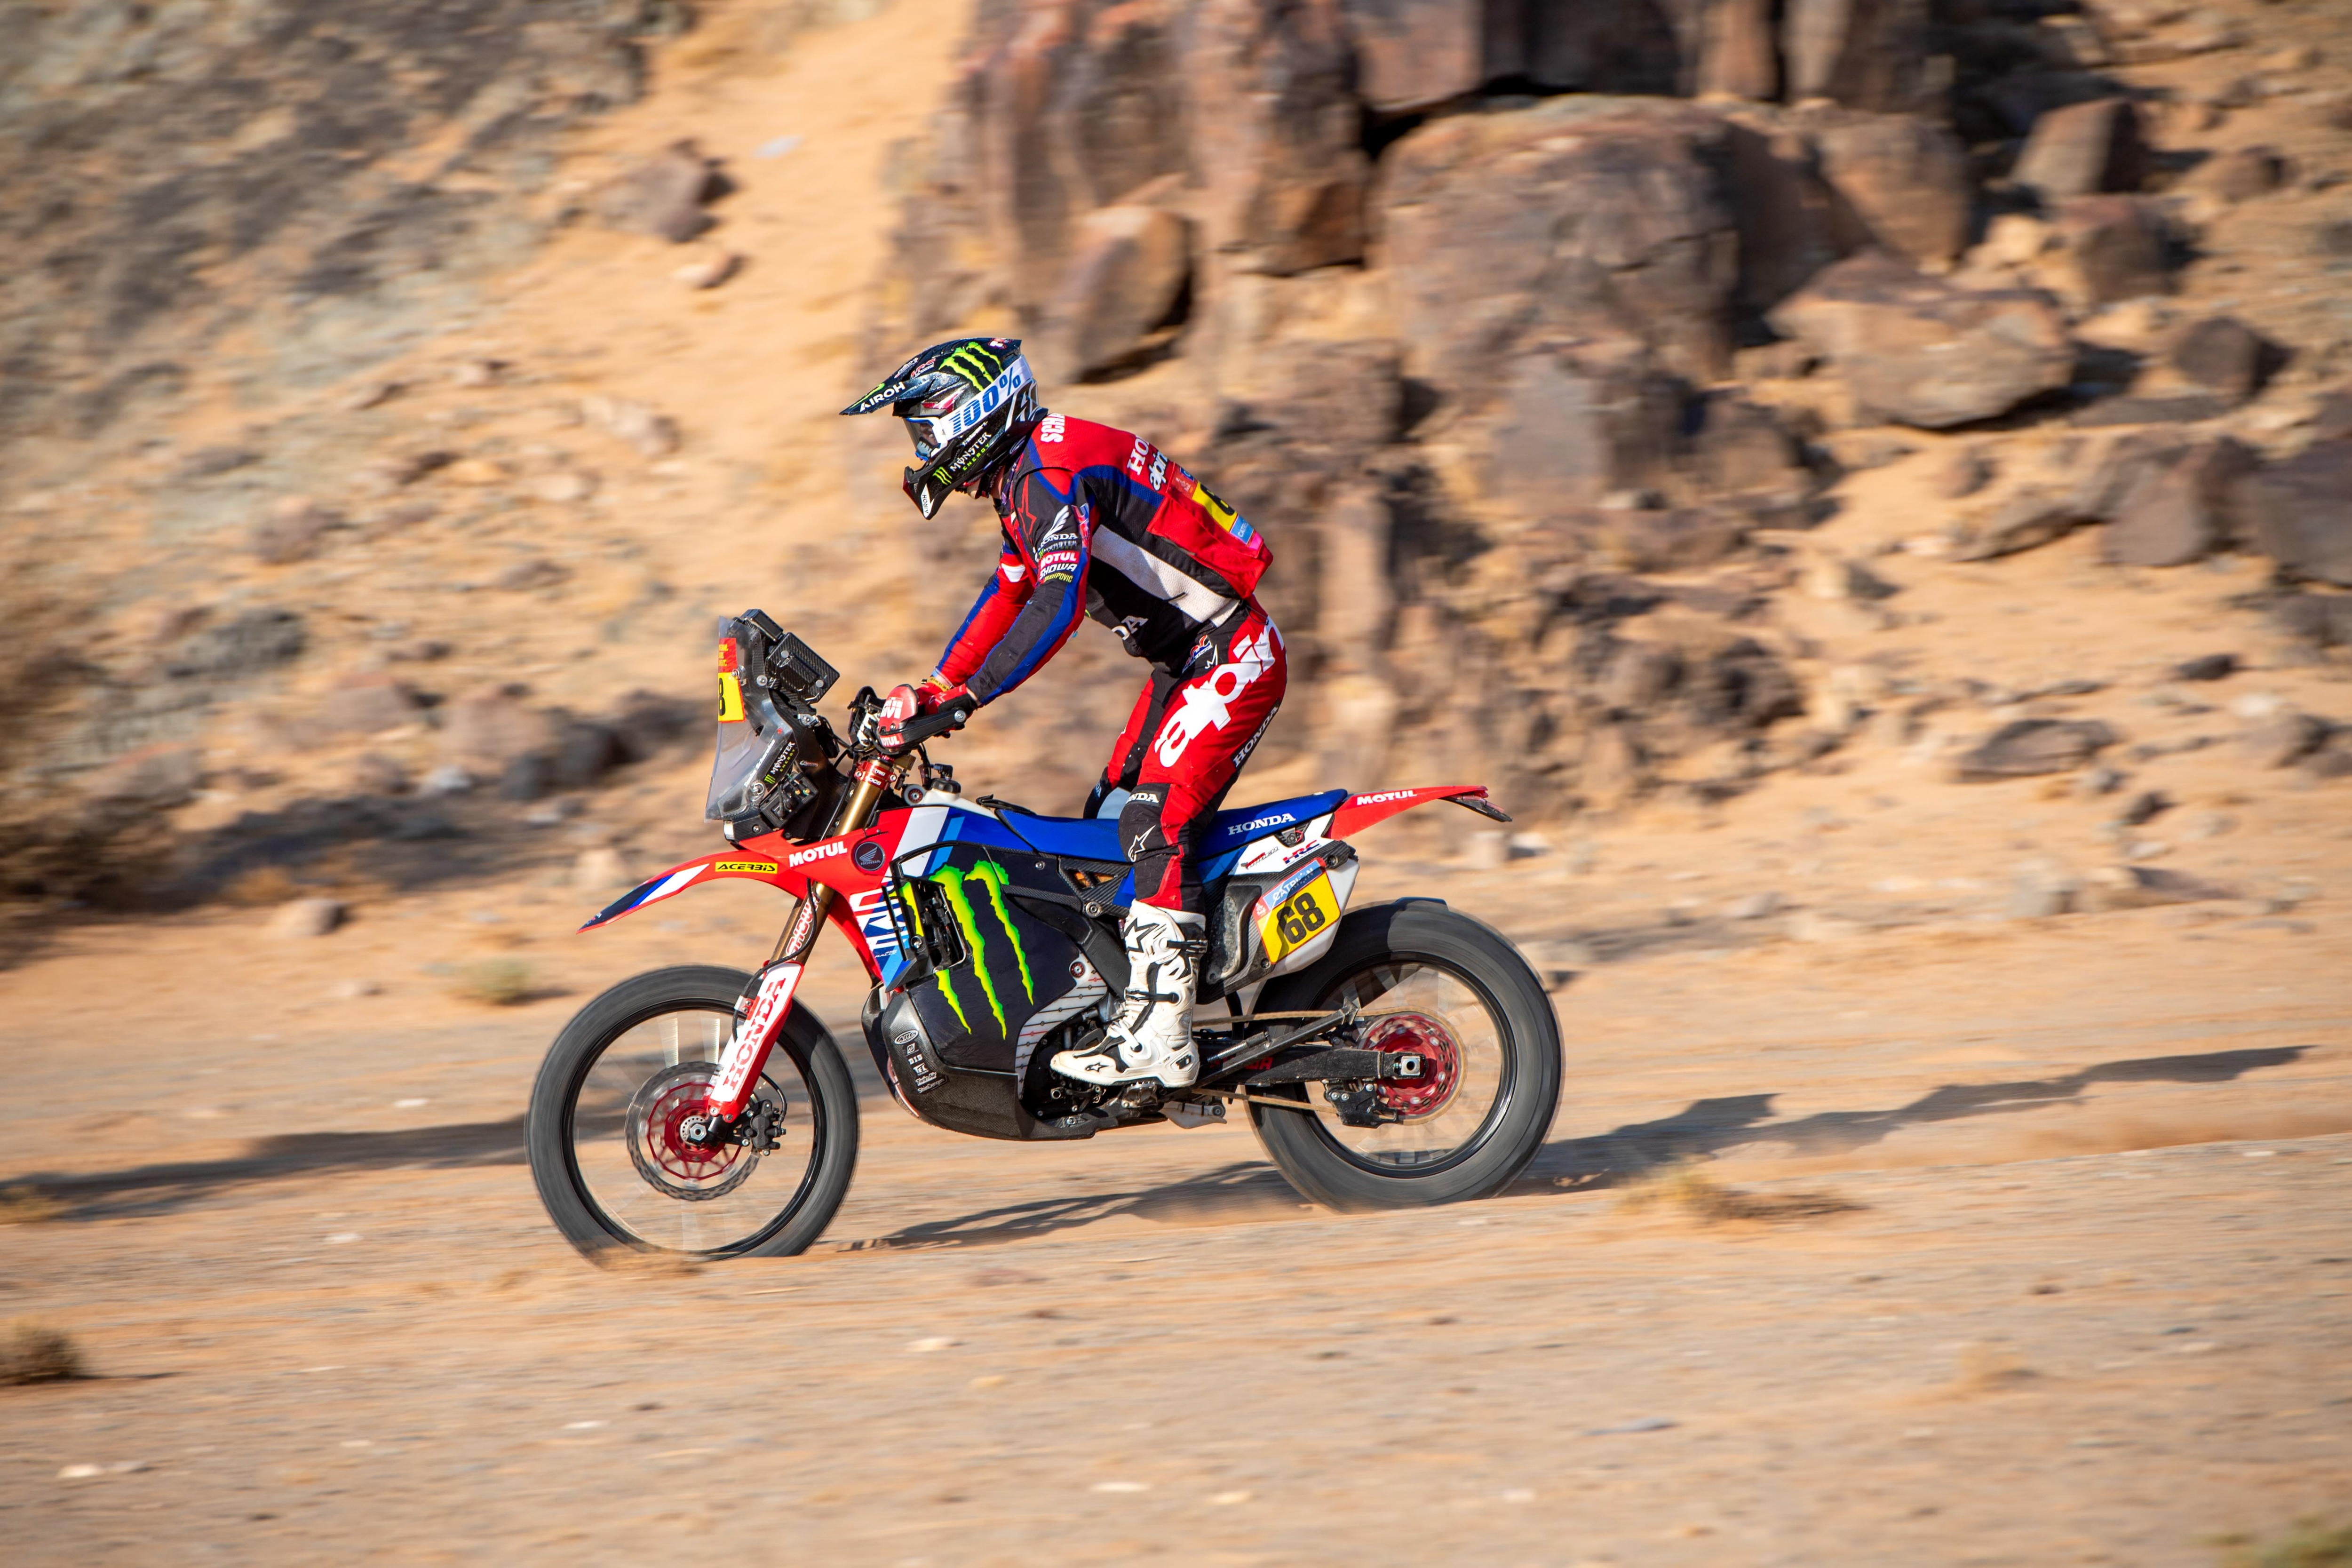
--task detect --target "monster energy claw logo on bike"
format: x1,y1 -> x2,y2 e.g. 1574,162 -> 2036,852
909,858 -> 1036,1036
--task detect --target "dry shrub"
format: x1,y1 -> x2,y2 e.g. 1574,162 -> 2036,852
1952,1340 -> 2034,1394
0,1185 -> 63,1225
1616,1161 -> 1862,1224
0,1321 -> 86,1385
2225,1517 -> 2352,1568
452,958 -> 534,1006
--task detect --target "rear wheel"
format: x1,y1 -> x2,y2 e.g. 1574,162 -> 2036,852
527,965 -> 860,1259
1247,902 -> 1560,1210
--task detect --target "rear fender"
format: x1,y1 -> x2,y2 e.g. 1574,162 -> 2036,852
1327,785 -> 1508,839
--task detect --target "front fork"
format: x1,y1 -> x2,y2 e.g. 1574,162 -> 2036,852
706,753 -> 902,1122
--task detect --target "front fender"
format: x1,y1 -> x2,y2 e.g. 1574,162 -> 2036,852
579,849 -> 813,932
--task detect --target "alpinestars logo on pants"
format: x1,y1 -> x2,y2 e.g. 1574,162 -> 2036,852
1153,623 -> 1279,766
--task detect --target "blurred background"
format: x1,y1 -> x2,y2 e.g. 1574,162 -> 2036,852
1,0 -> 2348,1562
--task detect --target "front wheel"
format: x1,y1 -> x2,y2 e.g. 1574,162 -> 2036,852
527,965 -> 860,1259
1247,901 -> 1560,1210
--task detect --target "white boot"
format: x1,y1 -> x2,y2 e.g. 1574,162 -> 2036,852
1052,904 -> 1201,1089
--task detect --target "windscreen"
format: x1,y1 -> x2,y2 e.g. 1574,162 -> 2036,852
705,629 -> 793,822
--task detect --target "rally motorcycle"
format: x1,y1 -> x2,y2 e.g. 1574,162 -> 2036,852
525,611 -> 1562,1258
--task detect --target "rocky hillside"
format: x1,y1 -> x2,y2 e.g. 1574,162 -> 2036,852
870,0 -> 2352,815
1,0 -> 2348,939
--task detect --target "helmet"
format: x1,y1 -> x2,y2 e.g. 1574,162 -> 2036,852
840,336 -> 1041,518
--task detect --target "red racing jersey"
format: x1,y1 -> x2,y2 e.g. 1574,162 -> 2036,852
931,414 -> 1273,704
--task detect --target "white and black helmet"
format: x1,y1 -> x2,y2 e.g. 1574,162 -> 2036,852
840,336 -> 1041,518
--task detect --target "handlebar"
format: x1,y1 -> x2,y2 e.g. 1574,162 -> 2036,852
883,696 -> 975,756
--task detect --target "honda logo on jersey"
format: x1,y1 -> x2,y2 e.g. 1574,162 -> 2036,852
1152,622 -> 1280,766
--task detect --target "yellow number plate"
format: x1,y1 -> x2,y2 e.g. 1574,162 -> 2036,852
717,672 -> 746,723
1259,872 -> 1339,963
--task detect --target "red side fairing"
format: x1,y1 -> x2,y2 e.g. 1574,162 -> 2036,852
578,816 -> 917,981
1327,784 -> 1505,838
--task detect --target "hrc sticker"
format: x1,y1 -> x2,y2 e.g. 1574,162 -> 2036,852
1257,870 -> 1338,963
713,860 -> 779,875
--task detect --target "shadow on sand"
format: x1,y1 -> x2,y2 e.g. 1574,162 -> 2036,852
3,1045 -> 2312,1234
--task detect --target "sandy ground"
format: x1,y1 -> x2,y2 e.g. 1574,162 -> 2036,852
1,814 -> 2347,1564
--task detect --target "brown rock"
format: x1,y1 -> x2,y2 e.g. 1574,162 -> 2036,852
2045,196 -> 2172,307
1951,718 -> 2118,780
1782,0 -> 1936,113
440,685 -> 557,773
2239,710 -> 2326,767
1488,2 -> 1692,94
1935,445 -> 1993,499
2310,387 -> 2352,446
2069,393 -> 2231,428
1049,205 -> 1192,380
2187,145 -> 2288,202
1336,0 -> 1482,111
329,675 -> 425,736
581,396 -> 681,458
1485,344 -> 1686,514
1384,99 -> 1740,395
1579,722 -> 1648,808
1722,119 -> 1846,315
269,897 -> 346,939
1768,250 -> 2074,429
2268,593 -> 2352,650
1189,0 -> 1368,275
1698,0 -> 1780,99
365,449 -> 456,492
2069,430 -> 2186,518
351,752 -> 410,795
1732,339 -> 1819,382
2238,443 -> 2352,586
1595,508 -> 1750,573
249,497 -> 337,565
1953,492 -> 2081,561
1811,110 -> 1973,267
82,744 -> 202,810
1316,486 -> 1394,667
1686,391 -> 1805,499
2102,437 -> 2257,566
2164,317 -> 2280,405
2080,864 -> 2235,911
671,251 -> 742,290
596,140 -> 727,243
2012,98 -> 2148,202
1598,642 -> 1685,712
493,558 -> 572,593
951,0 -> 1191,316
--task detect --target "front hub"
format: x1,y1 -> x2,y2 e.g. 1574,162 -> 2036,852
626,1062 -> 763,1202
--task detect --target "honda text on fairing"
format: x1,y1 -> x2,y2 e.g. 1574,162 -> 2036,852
523,614 -> 1564,1257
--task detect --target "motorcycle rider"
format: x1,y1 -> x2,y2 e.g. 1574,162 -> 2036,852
841,336 -> 1286,1091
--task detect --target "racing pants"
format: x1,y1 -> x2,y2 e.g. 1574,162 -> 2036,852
1089,600 -> 1287,915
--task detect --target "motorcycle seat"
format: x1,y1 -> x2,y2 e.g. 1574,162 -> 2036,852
996,789 -> 1347,868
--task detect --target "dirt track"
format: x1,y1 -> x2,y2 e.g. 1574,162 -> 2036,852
3,851 -> 2347,1565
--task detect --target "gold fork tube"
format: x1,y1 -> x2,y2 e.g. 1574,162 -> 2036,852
764,754 -> 902,967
